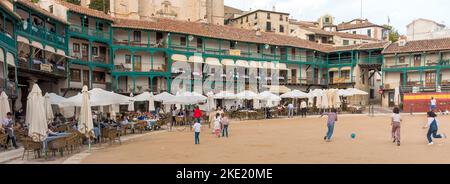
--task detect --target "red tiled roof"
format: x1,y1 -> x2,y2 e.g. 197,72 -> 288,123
113,18 -> 325,52
382,38 -> 450,54
55,0 -> 114,21
337,19 -> 385,31
0,0 -> 21,20
16,0 -> 69,24
325,42 -> 390,52
297,26 -> 378,41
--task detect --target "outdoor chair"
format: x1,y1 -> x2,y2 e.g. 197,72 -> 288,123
20,137 -> 43,160
48,137 -> 67,158
101,128 -> 121,145
134,121 -> 147,134
0,133 -> 7,150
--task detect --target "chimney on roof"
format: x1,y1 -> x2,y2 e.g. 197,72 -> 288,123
272,5 -> 276,11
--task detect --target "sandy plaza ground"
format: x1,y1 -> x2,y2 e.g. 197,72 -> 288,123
80,114 -> 450,164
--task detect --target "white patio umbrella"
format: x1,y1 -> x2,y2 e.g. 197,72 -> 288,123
338,89 -> 354,97
0,92 -> 10,121
321,91 -> 329,109
47,93 -> 67,105
14,89 -> 22,112
27,84 -> 48,142
60,88 -> 134,107
44,93 -> 54,124
253,99 -> 261,109
394,87 -> 400,106
79,86 -> 94,150
214,91 -> 236,100
346,88 -> 369,95
280,90 -> 308,99
258,91 -> 282,101
163,91 -> 207,105
236,90 -> 258,100
128,93 -> 135,112
154,92 -> 175,102
206,93 -> 216,111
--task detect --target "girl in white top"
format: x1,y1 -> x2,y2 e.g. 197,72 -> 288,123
391,107 -> 401,146
213,113 -> 222,138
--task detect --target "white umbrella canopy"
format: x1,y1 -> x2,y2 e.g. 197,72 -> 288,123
258,91 -> 282,101
213,91 -> 236,100
206,95 -> 216,111
78,86 -> 94,137
44,93 -> 54,124
253,99 -> 261,109
280,90 -> 308,99
60,88 -> 134,107
0,92 -> 10,121
154,92 -> 175,102
236,90 -> 258,100
346,88 -> 369,95
163,91 -> 207,105
27,84 -> 48,142
338,89 -> 354,97
128,93 -> 135,112
47,93 -> 67,105
321,91 -> 329,109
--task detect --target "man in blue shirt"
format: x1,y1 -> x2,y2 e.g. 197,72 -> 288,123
3,112 -> 18,149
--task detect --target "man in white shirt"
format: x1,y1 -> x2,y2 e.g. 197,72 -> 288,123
430,97 -> 437,111
287,103 -> 294,118
193,121 -> 202,145
300,100 -> 308,118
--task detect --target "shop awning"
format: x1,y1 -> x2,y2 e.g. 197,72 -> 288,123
171,54 -> 188,62
17,36 -> 30,44
205,57 -> 222,66
249,61 -> 263,68
235,60 -> 249,68
45,45 -> 56,53
222,59 -> 235,66
6,52 -> 15,67
188,55 -> 204,63
329,68 -> 339,72
31,41 -> 44,50
341,66 -> 352,71
277,63 -> 288,70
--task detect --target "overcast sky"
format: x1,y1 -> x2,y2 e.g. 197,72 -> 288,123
224,0 -> 450,34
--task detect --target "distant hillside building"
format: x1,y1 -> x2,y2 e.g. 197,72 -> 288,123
407,18 -> 450,41
109,0 -> 225,25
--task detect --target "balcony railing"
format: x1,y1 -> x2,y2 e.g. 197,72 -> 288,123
18,22 -> 65,46
328,58 -> 353,65
360,56 -> 383,65
69,50 -> 109,64
70,24 -> 110,40
329,76 -> 355,85
17,57 -> 67,77
0,31 -> 15,47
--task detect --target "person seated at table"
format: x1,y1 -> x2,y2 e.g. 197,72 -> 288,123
47,129 -> 59,137
119,114 -> 129,126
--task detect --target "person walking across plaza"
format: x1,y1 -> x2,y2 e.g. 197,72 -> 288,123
287,102 -> 294,118
221,113 -> 230,138
430,97 -> 437,111
391,107 -> 402,146
193,119 -> 202,145
424,111 -> 447,145
213,113 -> 222,138
300,100 -> 308,118
321,109 -> 338,142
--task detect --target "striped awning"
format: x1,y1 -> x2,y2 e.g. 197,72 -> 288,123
17,36 -> 30,44
45,45 -> 56,53
277,63 -> 288,70
249,61 -> 263,68
188,55 -> 204,63
171,54 -> 188,62
235,60 -> 249,68
341,66 -> 352,71
222,59 -> 235,66
205,57 -> 222,66
329,68 -> 339,72
6,52 -> 15,67
31,41 -> 44,50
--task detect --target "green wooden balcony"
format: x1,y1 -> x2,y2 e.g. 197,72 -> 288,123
359,56 -> 383,65
69,24 -> 110,41
18,22 -> 65,46
0,31 -> 16,48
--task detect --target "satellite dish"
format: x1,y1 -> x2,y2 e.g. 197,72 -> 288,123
264,44 -> 270,50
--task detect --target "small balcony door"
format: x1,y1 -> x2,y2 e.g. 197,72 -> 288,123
83,70 -> 90,86
414,54 -> 421,67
